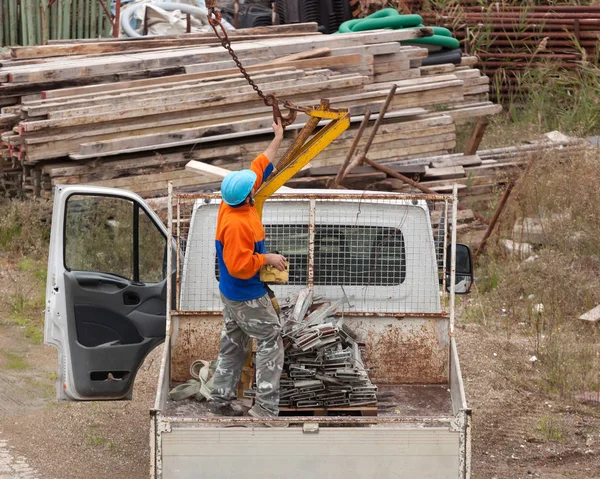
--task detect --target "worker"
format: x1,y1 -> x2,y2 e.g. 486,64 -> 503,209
209,118 -> 287,424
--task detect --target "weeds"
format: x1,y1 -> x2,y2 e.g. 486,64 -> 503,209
3,351 -> 29,370
84,432 -> 117,450
468,146 -> 600,400
537,415 -> 565,442
3,263 -> 47,345
0,199 -> 51,259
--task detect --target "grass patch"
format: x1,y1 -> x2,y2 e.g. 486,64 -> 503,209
3,351 -> 29,370
3,259 -> 47,345
85,433 -> 117,450
537,415 -> 565,442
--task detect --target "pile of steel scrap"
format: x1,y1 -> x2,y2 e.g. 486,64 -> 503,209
416,4 -> 600,100
245,289 -> 378,409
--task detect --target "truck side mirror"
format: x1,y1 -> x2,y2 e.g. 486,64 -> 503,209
446,244 -> 473,294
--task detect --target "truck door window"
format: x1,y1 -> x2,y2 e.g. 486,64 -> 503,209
138,205 -> 167,283
65,195 -> 166,283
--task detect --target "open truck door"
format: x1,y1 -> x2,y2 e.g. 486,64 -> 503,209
44,186 -> 169,401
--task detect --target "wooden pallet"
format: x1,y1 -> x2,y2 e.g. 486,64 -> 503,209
279,405 -> 378,417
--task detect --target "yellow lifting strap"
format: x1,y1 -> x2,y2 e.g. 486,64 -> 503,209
254,100 -> 351,218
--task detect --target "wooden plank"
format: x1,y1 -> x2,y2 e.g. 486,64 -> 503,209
464,117 -> 489,155
21,76 -> 367,131
79,115 -> 278,155
40,64 -> 294,99
10,33 -> 322,59
43,72 -> 356,119
46,23 -> 321,44
431,155 -> 482,168
4,28 -> 430,83
76,117 -> 454,158
184,160 -> 232,181
424,165 -> 466,179
269,47 -> 331,64
24,70 -> 308,116
579,305 -> 600,323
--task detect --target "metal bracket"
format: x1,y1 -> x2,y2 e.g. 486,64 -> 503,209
157,418 -> 172,434
302,422 -> 319,434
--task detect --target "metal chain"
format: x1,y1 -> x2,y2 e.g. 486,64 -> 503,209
206,6 -> 297,126
208,13 -> 267,101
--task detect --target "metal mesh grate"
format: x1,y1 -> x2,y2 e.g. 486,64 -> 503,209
172,192 -> 455,315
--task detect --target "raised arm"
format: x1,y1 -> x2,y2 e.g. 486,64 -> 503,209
249,119 -> 285,191
263,118 -> 284,162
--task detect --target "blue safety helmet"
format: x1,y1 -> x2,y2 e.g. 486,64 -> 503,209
220,169 -> 257,206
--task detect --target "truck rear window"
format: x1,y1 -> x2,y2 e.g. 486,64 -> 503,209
216,225 -> 406,286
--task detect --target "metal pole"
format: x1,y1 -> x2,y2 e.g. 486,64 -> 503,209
449,185 -> 458,336
234,0 -> 238,29
175,197 -> 181,310
357,84 -> 397,166
362,156 -> 491,225
166,182 -> 173,325
474,180 -> 515,259
112,0 -> 120,37
307,199 -> 316,290
441,199 -> 449,305
331,110 -> 371,189
340,85 -> 397,180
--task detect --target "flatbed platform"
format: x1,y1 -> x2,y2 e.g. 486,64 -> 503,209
164,384 -> 452,421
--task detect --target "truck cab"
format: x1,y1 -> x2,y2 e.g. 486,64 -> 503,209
45,185 -> 473,479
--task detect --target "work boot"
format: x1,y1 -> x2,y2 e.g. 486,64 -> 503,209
208,403 -> 243,417
248,404 -> 289,428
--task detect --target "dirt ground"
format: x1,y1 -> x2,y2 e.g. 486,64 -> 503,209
1,257 -> 599,478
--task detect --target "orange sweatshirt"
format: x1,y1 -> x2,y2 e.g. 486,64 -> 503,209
215,153 -> 274,301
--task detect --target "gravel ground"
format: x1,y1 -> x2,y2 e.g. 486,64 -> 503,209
0,322 -> 161,479
0,252 -> 598,478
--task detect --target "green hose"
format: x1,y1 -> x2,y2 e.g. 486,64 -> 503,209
336,8 -> 460,50
404,34 -> 460,49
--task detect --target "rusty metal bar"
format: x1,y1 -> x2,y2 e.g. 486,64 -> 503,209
143,5 -> 149,36
175,197 -> 181,310
331,110 -> 371,189
361,157 -> 490,225
307,199 -> 315,289
112,0 -> 121,37
357,85 -> 397,167
441,199 -> 449,305
166,182 -> 173,329
474,180 -> 515,260
464,117 -> 489,156
171,310 -> 450,319
186,13 -> 191,34
449,185 -> 458,336
95,0 -> 113,25
161,414 -> 454,425
173,192 -> 454,201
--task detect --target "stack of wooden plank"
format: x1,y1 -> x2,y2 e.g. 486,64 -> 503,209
0,23 -> 500,199
302,135 -> 590,212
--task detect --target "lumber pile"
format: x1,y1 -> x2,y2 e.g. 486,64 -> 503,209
0,23 -> 500,199
308,134 -> 590,225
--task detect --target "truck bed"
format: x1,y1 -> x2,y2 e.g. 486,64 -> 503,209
164,384 -> 453,423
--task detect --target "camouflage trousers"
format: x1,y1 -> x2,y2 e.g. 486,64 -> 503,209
210,292 -> 284,415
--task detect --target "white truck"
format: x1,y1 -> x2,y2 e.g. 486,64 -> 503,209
45,185 -> 474,479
